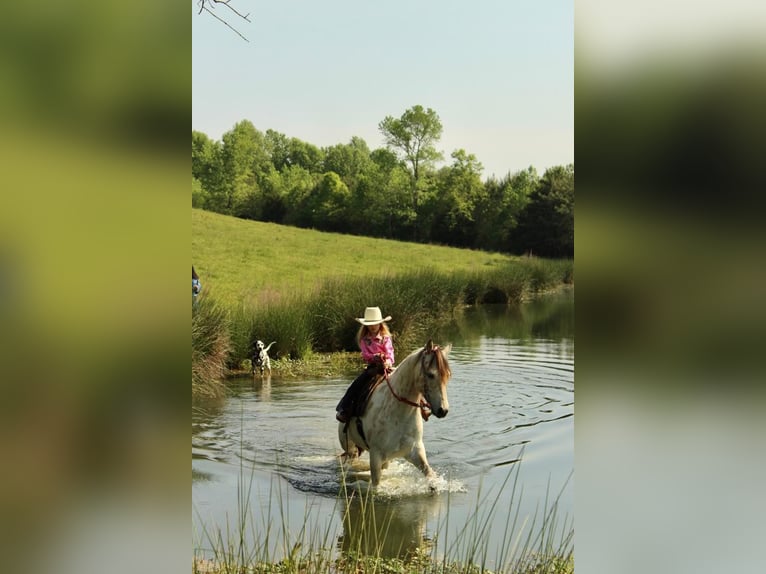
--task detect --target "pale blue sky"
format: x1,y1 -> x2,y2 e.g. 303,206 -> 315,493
192,0 -> 573,179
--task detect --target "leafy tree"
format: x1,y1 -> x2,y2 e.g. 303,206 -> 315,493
301,172 -> 351,232
370,147 -> 401,172
211,120 -> 259,214
379,105 -> 444,238
289,138 -> 324,173
513,164 -> 574,257
474,167 -> 537,252
238,166 -> 287,222
324,136 -> 373,182
344,161 -> 413,239
426,150 -> 484,247
264,131 -> 324,173
265,129 -> 292,171
192,130 -> 223,201
256,166 -> 288,223
192,176 -> 208,209
361,149 -> 415,239
192,130 -> 214,180
213,120 -> 273,217
281,165 -> 318,226
191,120 -> 574,260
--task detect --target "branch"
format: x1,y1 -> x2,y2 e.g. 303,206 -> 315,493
196,0 -> 251,42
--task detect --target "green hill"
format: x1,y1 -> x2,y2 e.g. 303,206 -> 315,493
192,208 -> 521,307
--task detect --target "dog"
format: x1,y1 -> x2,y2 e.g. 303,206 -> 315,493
252,340 -> 276,375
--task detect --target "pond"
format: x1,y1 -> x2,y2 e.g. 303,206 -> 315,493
193,288 -> 573,567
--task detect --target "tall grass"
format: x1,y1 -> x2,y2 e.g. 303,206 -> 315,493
192,293 -> 230,399
193,457 -> 573,574
192,259 -> 574,387
220,260 -> 572,370
192,210 -> 573,388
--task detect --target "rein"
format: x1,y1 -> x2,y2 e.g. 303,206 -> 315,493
383,346 -> 440,421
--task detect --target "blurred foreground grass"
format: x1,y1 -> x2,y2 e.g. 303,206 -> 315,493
0,2 -> 189,573
576,3 -> 766,573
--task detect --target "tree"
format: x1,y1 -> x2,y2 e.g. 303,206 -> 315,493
192,130 -> 223,204
513,164 -> 574,257
265,129 -> 291,171
378,105 -> 444,239
303,172 -> 351,232
215,120 -> 265,215
474,167 -> 538,252
288,138 -> 324,173
238,166 -> 287,222
192,176 -> 208,209
324,136 -> 373,182
365,149 -> 415,239
282,165 -> 319,227
426,150 -> 484,247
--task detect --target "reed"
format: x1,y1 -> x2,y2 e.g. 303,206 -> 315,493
193,457 -> 573,574
192,292 -> 231,399
207,258 -> 573,382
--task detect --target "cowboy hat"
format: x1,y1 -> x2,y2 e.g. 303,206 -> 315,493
355,306 -> 392,325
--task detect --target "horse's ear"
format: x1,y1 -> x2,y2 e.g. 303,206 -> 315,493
425,339 -> 434,351
442,343 -> 452,355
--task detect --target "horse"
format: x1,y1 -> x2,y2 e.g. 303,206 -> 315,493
338,339 -> 452,488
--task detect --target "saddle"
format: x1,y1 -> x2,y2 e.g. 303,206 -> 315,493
351,373 -> 386,419
341,367 -> 396,455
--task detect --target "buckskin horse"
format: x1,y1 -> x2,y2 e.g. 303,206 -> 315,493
338,339 -> 452,488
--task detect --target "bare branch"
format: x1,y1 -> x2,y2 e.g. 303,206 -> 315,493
210,0 -> 251,23
196,0 -> 251,42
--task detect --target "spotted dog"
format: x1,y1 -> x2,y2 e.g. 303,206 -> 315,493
252,340 -> 276,375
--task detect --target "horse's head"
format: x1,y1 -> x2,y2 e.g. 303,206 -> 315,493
420,339 -> 452,418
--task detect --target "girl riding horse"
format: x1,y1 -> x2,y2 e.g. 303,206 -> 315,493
335,306 -> 394,423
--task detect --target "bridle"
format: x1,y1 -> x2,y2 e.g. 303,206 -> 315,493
383,345 -> 441,421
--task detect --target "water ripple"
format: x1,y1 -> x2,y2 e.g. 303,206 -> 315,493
192,338 -> 573,494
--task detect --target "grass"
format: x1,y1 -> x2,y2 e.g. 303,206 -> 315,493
192,208 -> 573,391
192,295 -> 231,399
193,209 -> 542,309
192,456 -> 573,574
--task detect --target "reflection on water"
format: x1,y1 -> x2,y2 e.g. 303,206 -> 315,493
192,289 -> 573,563
338,492 -> 445,558
437,287 -> 574,345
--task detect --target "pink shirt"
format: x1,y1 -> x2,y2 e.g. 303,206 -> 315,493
360,334 -> 395,366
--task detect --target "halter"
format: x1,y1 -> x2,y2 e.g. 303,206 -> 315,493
383,345 -> 440,421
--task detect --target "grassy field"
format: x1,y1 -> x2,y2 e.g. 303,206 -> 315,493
193,208 -> 523,308
192,208 -> 573,395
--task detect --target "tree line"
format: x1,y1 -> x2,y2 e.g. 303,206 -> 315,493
192,105 -> 573,257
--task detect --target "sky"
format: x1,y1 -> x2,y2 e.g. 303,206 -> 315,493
192,0 -> 573,180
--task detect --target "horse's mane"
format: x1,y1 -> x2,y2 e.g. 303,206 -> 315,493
397,344 -> 451,384
430,346 -> 452,383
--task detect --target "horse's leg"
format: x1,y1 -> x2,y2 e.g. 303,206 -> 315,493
406,442 -> 436,484
338,423 -> 358,458
369,450 -> 384,487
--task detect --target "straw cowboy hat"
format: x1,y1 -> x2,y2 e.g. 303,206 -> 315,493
355,307 -> 392,325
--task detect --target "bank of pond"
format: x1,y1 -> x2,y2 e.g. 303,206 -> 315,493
192,259 -> 573,399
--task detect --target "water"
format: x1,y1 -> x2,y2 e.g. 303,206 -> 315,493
193,288 -> 573,566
